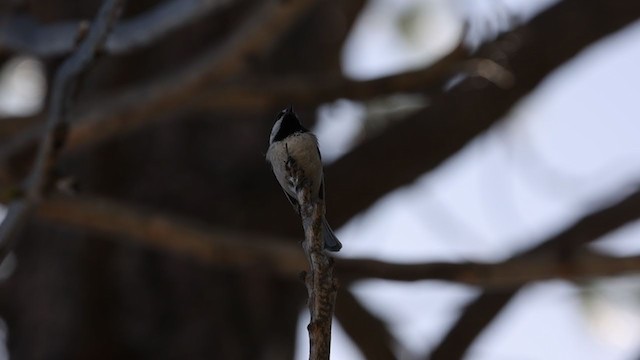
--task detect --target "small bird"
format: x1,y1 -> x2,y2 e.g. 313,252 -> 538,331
266,106 -> 342,252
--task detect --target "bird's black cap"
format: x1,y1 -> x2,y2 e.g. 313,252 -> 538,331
271,106 -> 308,142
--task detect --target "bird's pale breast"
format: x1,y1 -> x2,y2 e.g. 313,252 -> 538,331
266,133 -> 323,199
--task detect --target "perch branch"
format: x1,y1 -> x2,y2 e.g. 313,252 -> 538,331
0,0 -> 124,262
0,0 -> 234,56
285,155 -> 337,360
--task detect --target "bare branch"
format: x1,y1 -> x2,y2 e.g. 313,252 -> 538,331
0,0 -> 234,57
338,252 -> 640,288
0,0 -> 125,262
430,290 -> 513,360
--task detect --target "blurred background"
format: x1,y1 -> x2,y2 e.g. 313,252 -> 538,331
0,0 -> 640,359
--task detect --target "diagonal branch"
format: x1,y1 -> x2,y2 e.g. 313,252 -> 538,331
335,290 -> 399,360
0,0 -> 235,57
0,0 -> 125,263
429,290 -> 513,360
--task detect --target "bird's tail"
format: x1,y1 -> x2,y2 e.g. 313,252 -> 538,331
322,217 -> 342,252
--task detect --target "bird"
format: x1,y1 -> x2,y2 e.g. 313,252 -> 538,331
265,106 -> 342,252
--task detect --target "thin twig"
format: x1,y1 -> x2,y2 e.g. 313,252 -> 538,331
0,0 -> 125,262
0,0 -> 234,56
285,156 -> 337,360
